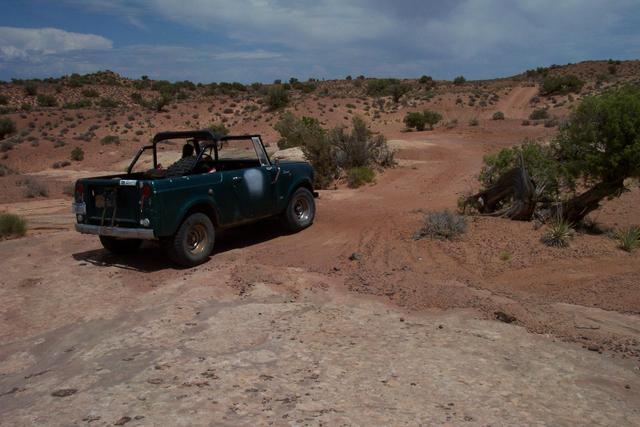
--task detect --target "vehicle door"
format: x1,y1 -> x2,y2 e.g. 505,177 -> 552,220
217,137 -> 274,220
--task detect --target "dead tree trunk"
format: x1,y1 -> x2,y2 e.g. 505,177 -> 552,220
466,162 -> 536,220
554,179 -> 625,223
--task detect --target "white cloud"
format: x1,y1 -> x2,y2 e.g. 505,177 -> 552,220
0,27 -> 112,60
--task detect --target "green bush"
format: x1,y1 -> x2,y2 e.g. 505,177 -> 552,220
529,108 -> 549,120
366,79 -> 400,97
479,139 -> 559,197
540,75 -> 584,95
0,213 -> 27,239
404,112 -> 427,131
554,86 -> 640,191
275,113 -> 323,149
404,110 -> 442,131
208,123 -> 229,137
415,210 -> 467,240
0,117 -> 16,139
149,95 -> 171,112
329,116 -> 394,169
615,226 -> 640,252
36,94 -> 57,107
70,146 -> 84,161
453,76 -> 466,85
492,111 -> 505,120
265,85 -> 289,110
468,118 -> 479,126
100,135 -> 120,145
346,166 -> 375,188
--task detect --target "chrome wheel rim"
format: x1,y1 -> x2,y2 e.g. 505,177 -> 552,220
186,223 -> 208,255
293,197 -> 311,222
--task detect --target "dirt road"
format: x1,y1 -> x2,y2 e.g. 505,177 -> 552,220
1,133 -> 639,425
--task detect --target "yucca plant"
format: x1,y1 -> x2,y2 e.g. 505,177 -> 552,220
615,226 -> 640,252
541,216 -> 574,247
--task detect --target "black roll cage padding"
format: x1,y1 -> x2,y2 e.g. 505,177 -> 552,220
127,131 -> 270,174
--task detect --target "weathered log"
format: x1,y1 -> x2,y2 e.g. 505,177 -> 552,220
553,179 -> 625,223
466,162 -> 536,220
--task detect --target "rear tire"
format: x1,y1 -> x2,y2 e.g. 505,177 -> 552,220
99,236 -> 142,254
163,213 -> 215,267
281,187 -> 315,232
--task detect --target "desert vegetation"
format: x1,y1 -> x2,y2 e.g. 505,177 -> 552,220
0,212 -> 27,239
414,210 -> 468,240
466,85 -> 640,224
403,110 -> 442,131
275,113 -> 394,188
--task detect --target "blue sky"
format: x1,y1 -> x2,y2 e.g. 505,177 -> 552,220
1,0 -> 639,83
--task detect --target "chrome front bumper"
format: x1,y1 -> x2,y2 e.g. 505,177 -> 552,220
75,224 -> 156,240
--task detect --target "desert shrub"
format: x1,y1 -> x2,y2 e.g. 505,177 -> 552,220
541,216 -> 574,247
98,97 -> 120,108
329,116 -> 395,169
453,76 -> 466,85
36,94 -> 57,107
0,140 -> 13,152
544,118 -> 558,128
148,95 -> 171,112
70,146 -> 84,161
130,92 -> 144,105
0,213 -> 27,239
403,110 -> 442,131
540,75 -> 584,96
64,99 -> 92,109
346,166 -> 375,188
492,111 -> 505,120
419,75 -> 435,87
208,123 -> 229,136
0,164 -> 13,176
275,112 -> 322,149
0,117 -> 16,139
274,114 -> 393,189
274,112 -> 338,188
404,112 -> 427,131
24,83 -> 38,96
521,120 -> 530,126
529,108 -> 549,120
615,226 -> 640,252
0,95 -> 7,105
468,118 -> 479,126
23,178 -> 49,198
415,210 -> 467,240
265,85 -> 289,110
81,88 -> 99,98
100,135 -> 120,145
52,160 -> 71,168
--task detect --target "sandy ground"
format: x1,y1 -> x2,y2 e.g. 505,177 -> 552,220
1,131 -> 640,425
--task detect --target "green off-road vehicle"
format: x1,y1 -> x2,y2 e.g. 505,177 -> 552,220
72,130 -> 316,266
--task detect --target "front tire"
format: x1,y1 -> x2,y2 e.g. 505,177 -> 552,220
164,213 -> 215,267
281,187 -> 315,232
99,236 -> 142,254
